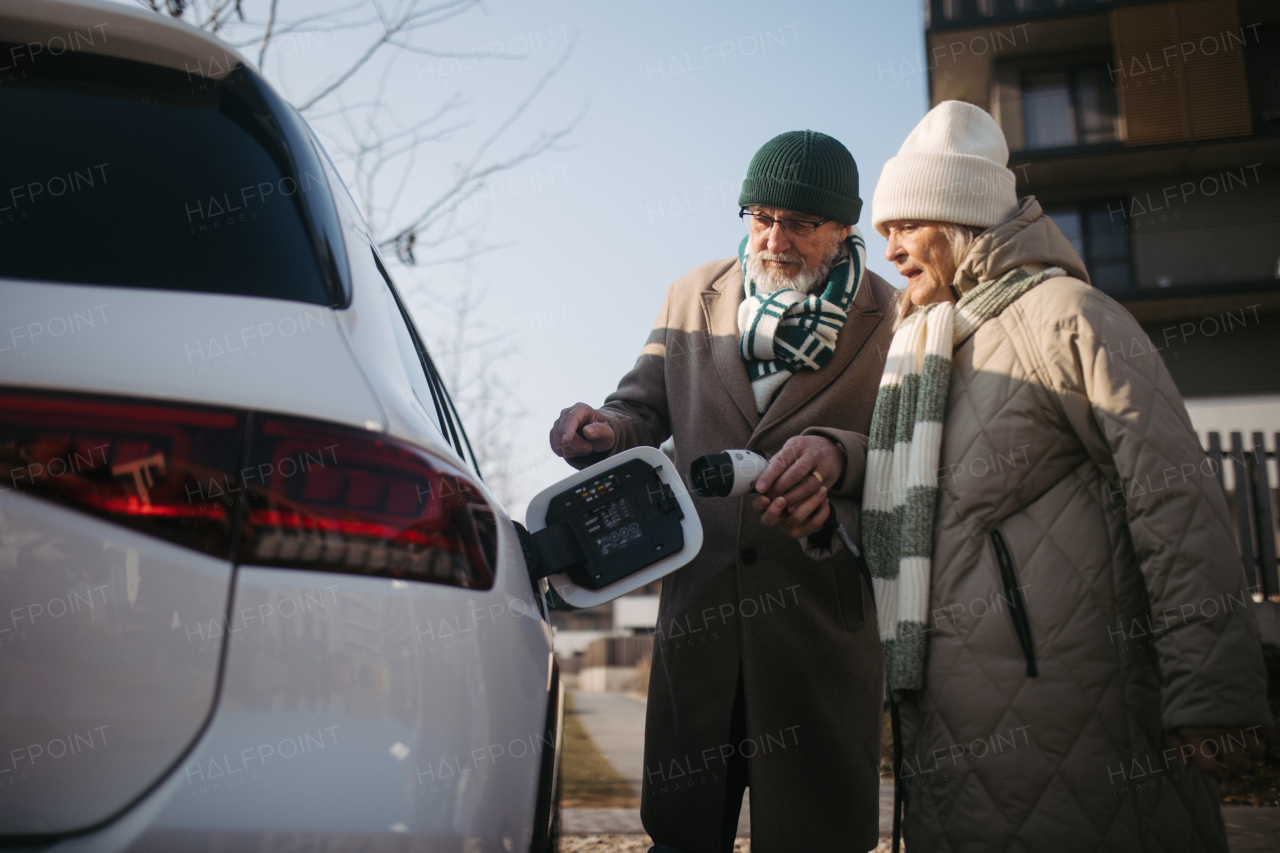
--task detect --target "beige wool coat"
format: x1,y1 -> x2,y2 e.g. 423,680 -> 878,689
569,257 -> 898,851
897,199 -> 1272,852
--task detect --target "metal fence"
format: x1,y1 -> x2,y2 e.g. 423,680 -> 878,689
1204,432 -> 1279,602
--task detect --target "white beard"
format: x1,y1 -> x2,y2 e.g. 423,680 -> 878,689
744,236 -> 846,294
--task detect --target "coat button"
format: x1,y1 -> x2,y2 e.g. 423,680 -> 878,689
740,548 -> 757,565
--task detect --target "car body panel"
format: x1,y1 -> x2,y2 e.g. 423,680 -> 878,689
45,531 -> 552,850
0,495 -> 231,833
332,240 -> 463,471
0,279 -> 385,433
2,0 -> 255,79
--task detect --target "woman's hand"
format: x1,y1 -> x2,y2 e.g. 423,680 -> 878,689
1171,726 -> 1270,780
754,491 -> 831,539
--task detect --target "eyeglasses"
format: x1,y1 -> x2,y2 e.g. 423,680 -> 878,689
739,208 -> 831,239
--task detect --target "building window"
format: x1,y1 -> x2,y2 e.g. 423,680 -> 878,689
1245,24 -> 1280,133
1023,66 -> 1119,149
1044,202 -> 1132,292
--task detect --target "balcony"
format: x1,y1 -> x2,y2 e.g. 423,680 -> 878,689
928,0 -> 1170,32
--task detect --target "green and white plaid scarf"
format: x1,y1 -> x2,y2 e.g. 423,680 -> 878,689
863,264 -> 1064,699
737,229 -> 867,414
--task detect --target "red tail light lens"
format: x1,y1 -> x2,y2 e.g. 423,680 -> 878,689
1,391 -> 497,589
239,416 -> 496,588
0,390 -> 242,557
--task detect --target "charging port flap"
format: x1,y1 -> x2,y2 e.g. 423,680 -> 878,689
526,446 -> 704,608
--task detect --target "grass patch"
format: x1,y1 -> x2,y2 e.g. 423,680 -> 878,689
561,693 -> 639,808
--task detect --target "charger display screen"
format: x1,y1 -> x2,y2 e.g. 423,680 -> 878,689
582,495 -> 648,556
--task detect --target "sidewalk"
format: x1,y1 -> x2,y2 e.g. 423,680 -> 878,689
565,691 -> 648,798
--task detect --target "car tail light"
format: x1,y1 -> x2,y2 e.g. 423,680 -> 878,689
0,390 -> 242,557
239,416 -> 495,588
1,391 -> 497,589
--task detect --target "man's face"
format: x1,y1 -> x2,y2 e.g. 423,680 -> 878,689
745,206 -> 851,292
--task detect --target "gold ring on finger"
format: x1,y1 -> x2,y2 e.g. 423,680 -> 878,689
810,470 -> 824,485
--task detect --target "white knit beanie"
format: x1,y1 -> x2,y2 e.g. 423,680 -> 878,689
871,101 -> 1018,237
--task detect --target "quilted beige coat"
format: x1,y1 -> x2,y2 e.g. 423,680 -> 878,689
897,199 -> 1272,852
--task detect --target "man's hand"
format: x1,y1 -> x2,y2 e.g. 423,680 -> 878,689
550,403 -> 616,459
750,435 -> 845,538
1171,726 -> 1270,780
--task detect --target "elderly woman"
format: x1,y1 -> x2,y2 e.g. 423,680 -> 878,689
784,101 -> 1272,852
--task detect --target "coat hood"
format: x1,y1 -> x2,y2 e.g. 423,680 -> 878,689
953,197 -> 1090,296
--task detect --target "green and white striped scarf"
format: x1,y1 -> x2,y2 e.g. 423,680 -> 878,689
863,264 -> 1063,699
737,229 -> 867,414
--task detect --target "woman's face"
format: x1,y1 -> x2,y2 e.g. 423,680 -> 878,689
883,221 -> 959,307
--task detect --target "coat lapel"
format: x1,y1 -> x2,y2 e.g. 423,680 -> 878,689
701,261 -> 759,431
753,271 -> 884,441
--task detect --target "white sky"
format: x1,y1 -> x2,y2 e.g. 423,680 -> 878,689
120,0 -> 932,518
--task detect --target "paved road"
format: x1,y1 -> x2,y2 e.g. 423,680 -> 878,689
565,690 -> 894,837
1222,806 -> 1280,853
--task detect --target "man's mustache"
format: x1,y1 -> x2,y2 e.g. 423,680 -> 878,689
758,252 -> 804,267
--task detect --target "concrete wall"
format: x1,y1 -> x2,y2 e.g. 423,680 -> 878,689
578,666 -> 640,693
552,629 -> 613,659
613,595 -> 659,630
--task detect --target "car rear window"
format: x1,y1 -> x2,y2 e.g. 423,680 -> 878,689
0,45 -> 347,306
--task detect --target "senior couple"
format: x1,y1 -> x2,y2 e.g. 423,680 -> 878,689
549,102 -> 1271,853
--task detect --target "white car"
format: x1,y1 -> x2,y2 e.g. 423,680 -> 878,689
0,1 -> 618,849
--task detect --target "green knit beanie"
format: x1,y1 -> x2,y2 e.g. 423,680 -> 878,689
738,130 -> 862,225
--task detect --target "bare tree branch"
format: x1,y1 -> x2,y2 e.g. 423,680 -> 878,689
384,39 -> 523,59
296,0 -> 477,111
256,0 -> 279,67
136,0 -> 247,34
140,0 -> 583,483
380,35 -> 582,261
407,240 -> 515,268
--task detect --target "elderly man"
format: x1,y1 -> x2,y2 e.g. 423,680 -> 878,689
549,131 -> 897,853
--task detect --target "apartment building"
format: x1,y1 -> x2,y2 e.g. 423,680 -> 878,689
924,0 -> 1280,619
926,0 -> 1277,402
